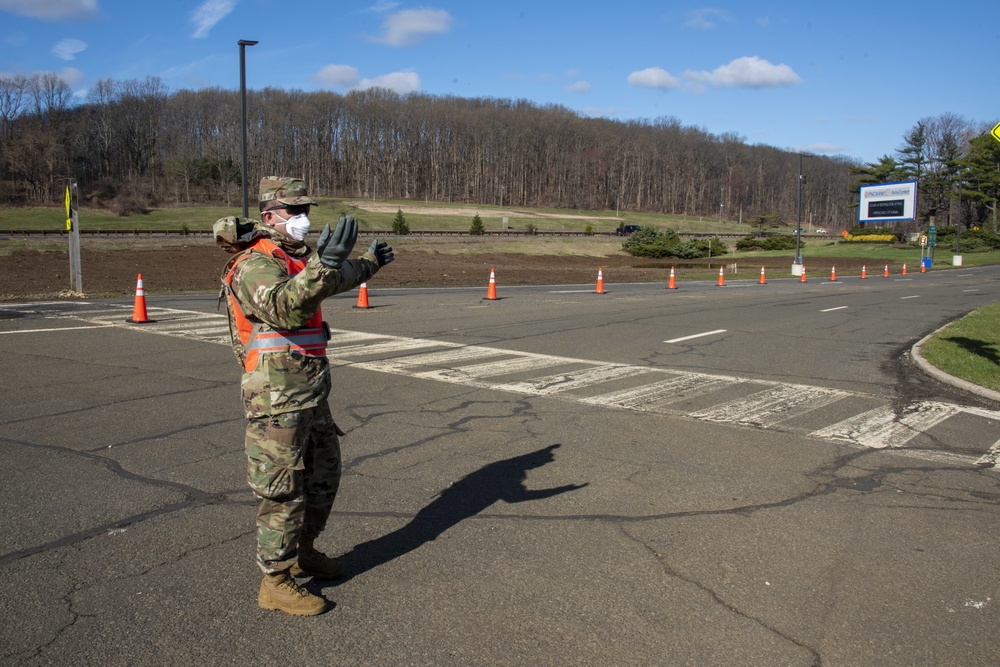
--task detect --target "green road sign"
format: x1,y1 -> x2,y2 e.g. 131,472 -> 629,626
928,225 -> 937,247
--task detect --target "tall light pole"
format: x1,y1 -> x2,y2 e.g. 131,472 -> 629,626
239,39 -> 258,219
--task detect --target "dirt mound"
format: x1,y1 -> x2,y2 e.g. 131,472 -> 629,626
0,237 -> 681,301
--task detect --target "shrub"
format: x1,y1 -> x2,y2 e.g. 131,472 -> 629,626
735,235 -> 799,251
470,213 -> 485,235
622,226 -> 680,257
113,194 -> 150,217
933,226 -> 1000,253
622,227 -> 726,259
842,234 -> 896,243
391,208 -> 410,235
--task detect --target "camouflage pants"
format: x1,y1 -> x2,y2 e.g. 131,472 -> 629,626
245,401 -> 343,573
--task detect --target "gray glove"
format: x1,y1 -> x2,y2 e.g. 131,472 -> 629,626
368,239 -> 394,267
316,216 -> 358,269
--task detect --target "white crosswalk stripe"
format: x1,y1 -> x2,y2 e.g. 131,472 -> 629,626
811,402 -> 963,449
692,385 -> 848,428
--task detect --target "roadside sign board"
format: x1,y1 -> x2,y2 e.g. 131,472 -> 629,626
920,235 -> 927,247
992,122 -> 1000,144
928,225 -> 937,246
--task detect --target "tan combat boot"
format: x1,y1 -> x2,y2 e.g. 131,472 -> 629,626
258,570 -> 326,616
290,547 -> 345,579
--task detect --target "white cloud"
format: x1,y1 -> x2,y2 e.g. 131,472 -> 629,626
52,37 -> 86,60
190,0 -> 237,39
358,71 -> 420,94
799,142 -> 842,155
310,64 -> 360,88
684,56 -> 801,90
366,0 -> 399,12
565,81 -> 591,93
685,8 -> 733,29
0,0 -> 97,20
373,8 -> 451,47
310,63 -> 418,94
58,65 -> 83,87
627,67 -> 680,90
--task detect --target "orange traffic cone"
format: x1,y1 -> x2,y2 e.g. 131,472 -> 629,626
484,268 -> 498,300
126,273 -> 152,323
830,266 -> 837,281
717,266 -> 725,286
594,267 -> 606,294
758,266 -> 767,284
861,265 -> 867,279
883,265 -> 889,278
799,265 -> 807,283
354,282 -> 371,309
920,261 -> 926,273
902,263 -> 907,276
667,266 -> 677,289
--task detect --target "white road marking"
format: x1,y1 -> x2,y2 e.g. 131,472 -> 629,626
975,439 -> 1000,468
692,385 -> 848,428
328,338 -> 446,357
412,355 -> 571,382
664,329 -> 727,344
7,302 -> 999,469
492,364 -> 653,396
581,375 -> 737,409
0,325 -> 115,335
349,346 -> 510,374
901,295 -> 920,300
964,289 -> 980,293
821,306 -> 848,312
811,402 -> 961,449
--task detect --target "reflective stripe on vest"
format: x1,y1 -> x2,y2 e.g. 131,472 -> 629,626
225,238 -> 327,372
245,327 -> 329,355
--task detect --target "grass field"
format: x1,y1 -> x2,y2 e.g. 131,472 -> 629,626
0,199 -> 778,236
920,302 -> 1000,392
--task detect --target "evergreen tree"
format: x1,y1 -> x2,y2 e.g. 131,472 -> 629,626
848,155 -> 904,212
470,213 -> 485,234
958,132 -> 1000,230
391,208 -> 410,235
895,121 -> 927,183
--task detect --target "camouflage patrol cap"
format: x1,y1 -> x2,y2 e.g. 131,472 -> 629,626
258,176 -> 317,207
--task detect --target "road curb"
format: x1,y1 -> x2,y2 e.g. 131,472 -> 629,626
911,325 -> 1000,404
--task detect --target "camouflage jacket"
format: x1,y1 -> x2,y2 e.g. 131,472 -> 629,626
214,216 -> 380,418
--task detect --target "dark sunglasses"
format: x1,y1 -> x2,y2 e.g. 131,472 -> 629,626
269,204 -> 311,216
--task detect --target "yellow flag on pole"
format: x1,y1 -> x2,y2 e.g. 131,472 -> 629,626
65,185 -> 72,231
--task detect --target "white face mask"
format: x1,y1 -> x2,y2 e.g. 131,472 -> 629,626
279,213 -> 311,241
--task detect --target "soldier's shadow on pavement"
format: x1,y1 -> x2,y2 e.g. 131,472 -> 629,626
333,443 -> 586,584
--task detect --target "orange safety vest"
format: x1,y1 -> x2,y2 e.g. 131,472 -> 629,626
224,238 -> 328,373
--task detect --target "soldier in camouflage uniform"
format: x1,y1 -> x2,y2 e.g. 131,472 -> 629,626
214,176 -> 394,616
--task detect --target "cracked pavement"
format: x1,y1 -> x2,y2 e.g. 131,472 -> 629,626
2,270 -> 1000,665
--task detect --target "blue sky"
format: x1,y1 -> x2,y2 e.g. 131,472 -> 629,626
1,0 -> 997,164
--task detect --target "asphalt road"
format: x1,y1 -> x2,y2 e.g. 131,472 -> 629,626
2,265 -> 999,666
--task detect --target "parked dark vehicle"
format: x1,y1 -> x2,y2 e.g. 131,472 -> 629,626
616,225 -> 641,236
